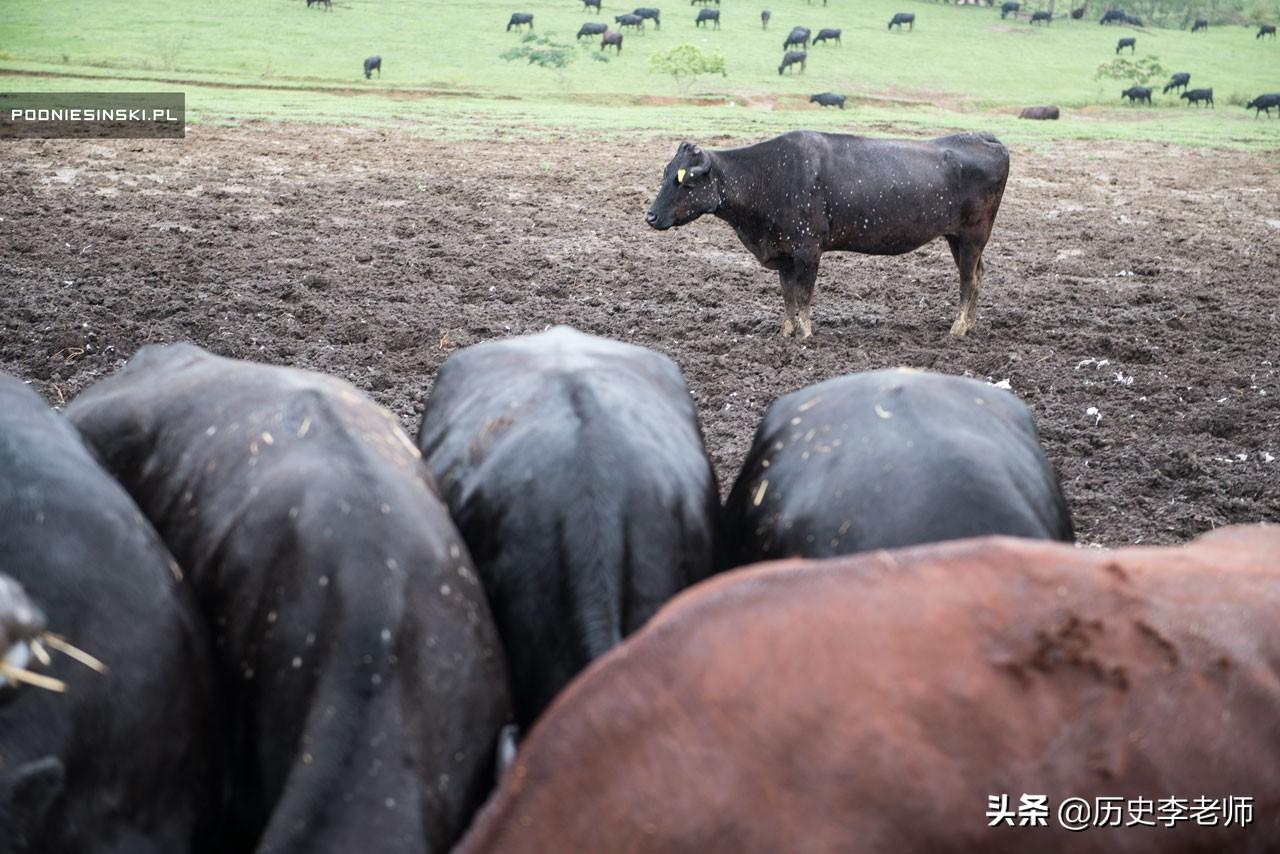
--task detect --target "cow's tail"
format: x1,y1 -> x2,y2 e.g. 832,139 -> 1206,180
561,384 -> 626,663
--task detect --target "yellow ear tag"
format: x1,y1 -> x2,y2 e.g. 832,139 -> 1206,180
676,168 -> 686,184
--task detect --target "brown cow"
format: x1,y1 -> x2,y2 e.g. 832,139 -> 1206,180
456,525 -> 1280,853
1019,105 -> 1060,119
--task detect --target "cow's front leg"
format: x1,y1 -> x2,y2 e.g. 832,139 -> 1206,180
779,254 -> 820,339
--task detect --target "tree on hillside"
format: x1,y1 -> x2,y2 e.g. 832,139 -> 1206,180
1094,55 -> 1167,86
501,34 -> 577,84
649,44 -> 727,94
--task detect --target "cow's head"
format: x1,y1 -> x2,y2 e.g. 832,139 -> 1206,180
645,142 -> 717,230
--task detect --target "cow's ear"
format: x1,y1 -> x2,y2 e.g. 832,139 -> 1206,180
688,146 -> 712,178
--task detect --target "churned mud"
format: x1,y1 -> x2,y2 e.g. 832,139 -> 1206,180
2,123 -> 1277,544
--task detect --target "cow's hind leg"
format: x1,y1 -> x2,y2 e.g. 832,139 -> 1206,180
945,234 -> 986,337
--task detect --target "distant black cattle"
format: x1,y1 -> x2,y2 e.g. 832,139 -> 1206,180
696,8 -> 721,27
645,131 -> 1010,338
583,0 -> 601,11
778,50 -> 807,73
1127,13 -> 1143,23
1099,9 -> 1126,23
691,0 -> 720,6
577,21 -> 608,38
1019,105 -> 1060,119
1181,87 -> 1214,107
762,9 -> 771,27
67,344 -> 512,854
1191,17 -> 1208,31
1030,10 -> 1052,23
813,27 -> 842,44
0,376 -> 222,854
1259,23 -> 1276,37
1162,71 -> 1190,93
601,30 -> 624,50
1116,36 -> 1136,52
507,11 -> 533,30
889,11 -> 915,28
784,26 -> 811,48
723,370 -> 1074,566
1070,4 -> 1087,17
634,7 -> 661,27
363,55 -> 381,78
416,327 -> 722,732
615,12 -> 645,29
810,92 -> 846,108
306,0 -> 332,9
1246,92 -> 1280,117
1000,2 -> 1020,19
1121,85 -> 1152,104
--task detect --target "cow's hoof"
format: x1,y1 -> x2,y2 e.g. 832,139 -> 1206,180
781,320 -> 796,337
949,317 -> 972,337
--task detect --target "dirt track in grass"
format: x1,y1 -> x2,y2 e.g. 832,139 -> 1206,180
2,122 -> 1277,544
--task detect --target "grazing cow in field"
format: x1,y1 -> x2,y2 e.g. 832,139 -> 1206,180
691,0 -> 720,6
645,131 -> 1010,338
634,7 -> 661,27
363,55 -> 381,79
1181,87 -> 1214,107
696,8 -> 720,27
1099,8 -> 1125,23
615,12 -> 645,30
583,0 -> 601,11
453,525 -> 1280,854
783,26 -> 811,48
0,376 -> 221,854
1121,85 -> 1152,103
1191,16 -> 1208,30
1018,104 -> 1060,118
777,50 -> 807,73
1162,71 -> 1190,93
1259,23 -> 1276,37
66,344 -> 512,854
761,9 -> 770,27
416,327 -> 722,733
812,27 -> 842,44
306,0 -> 332,10
577,21 -> 608,38
1000,1 -> 1020,19
1116,35 -> 1135,51
888,11 -> 915,28
601,30 -> 624,50
507,11 -> 533,29
1246,92 -> 1280,116
810,91 -> 846,108
1070,4 -> 1086,17
1123,12 -> 1142,23
1030,10 -> 1051,23
723,370 -> 1073,565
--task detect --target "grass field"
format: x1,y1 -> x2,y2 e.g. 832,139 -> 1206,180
2,0 -> 1278,145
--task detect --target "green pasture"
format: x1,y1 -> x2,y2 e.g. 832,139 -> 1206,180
1,0 -> 1277,146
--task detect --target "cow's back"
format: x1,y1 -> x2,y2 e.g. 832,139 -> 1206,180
724,368 -> 1072,564
418,326 -> 721,728
65,344 -> 511,854
0,375 -> 221,854
456,525 -> 1280,853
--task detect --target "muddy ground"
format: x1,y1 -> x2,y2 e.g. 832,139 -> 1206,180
2,124 -> 1277,545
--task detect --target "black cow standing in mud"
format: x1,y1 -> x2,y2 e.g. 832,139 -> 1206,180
723,369 -> 1075,567
645,130 -> 1010,338
0,377 -> 221,854
66,344 -> 512,854
416,327 -> 722,733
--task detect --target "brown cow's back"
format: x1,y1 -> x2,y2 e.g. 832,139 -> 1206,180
457,525 -> 1280,853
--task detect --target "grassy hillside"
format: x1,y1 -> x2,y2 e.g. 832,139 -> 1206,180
2,0 -> 1278,145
